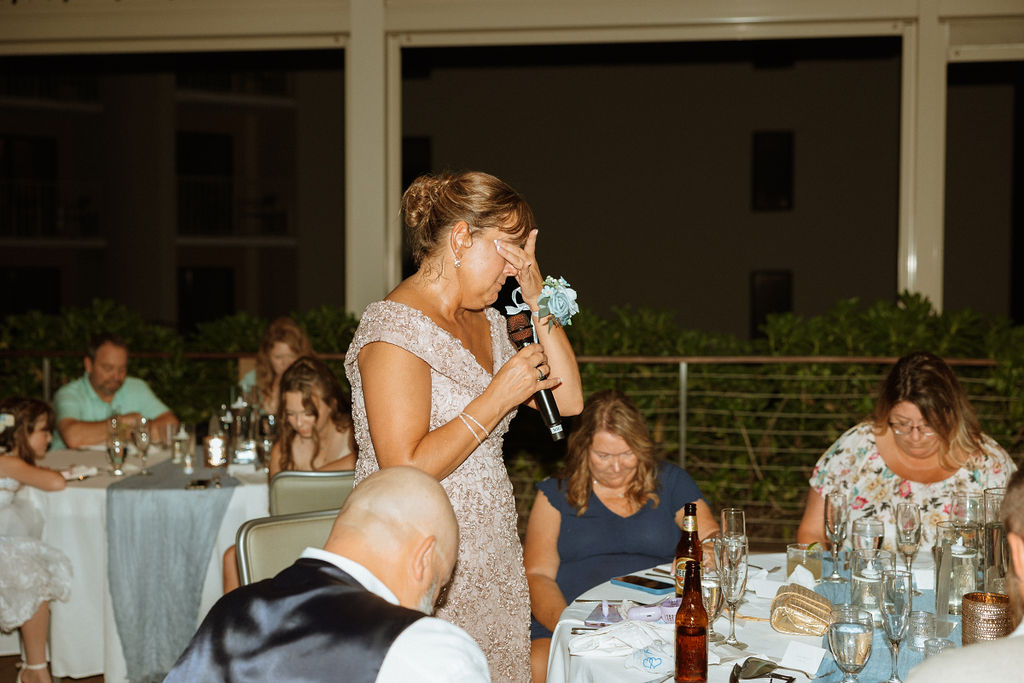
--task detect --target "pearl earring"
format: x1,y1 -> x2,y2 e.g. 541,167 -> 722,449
454,257 -> 462,269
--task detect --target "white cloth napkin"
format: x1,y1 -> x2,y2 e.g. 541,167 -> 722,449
570,620 -> 722,676
569,620 -> 674,657
784,564 -> 818,589
748,565 -> 786,598
62,464 -> 99,480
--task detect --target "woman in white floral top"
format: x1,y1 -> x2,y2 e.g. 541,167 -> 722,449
797,351 -> 1016,552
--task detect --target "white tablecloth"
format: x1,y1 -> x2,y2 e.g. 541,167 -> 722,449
0,447 -> 268,681
547,552 -> 823,683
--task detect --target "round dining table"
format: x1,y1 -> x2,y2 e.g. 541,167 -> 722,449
0,446 -> 269,682
546,550 -> 954,682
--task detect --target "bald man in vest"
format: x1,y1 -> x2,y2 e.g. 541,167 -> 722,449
166,466 -> 489,682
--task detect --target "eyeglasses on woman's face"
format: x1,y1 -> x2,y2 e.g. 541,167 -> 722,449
888,420 -> 937,438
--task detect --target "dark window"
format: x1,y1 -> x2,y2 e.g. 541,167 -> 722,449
0,135 -> 58,237
0,267 -> 61,317
177,131 -> 234,235
752,130 -> 794,211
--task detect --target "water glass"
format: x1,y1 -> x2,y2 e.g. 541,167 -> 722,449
906,610 -> 935,651
701,568 -> 725,643
983,487 -> 1009,593
934,520 -> 980,616
951,492 -> 983,525
786,543 -> 823,581
851,518 -> 884,551
850,548 -> 894,625
824,493 -> 849,583
923,637 -> 955,658
828,606 -> 873,683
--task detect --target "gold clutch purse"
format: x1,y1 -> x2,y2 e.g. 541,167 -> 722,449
769,584 -> 833,636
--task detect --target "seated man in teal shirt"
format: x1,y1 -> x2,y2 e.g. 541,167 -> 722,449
53,332 -> 178,450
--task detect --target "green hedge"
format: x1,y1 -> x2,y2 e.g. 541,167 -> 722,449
2,292 -> 1021,464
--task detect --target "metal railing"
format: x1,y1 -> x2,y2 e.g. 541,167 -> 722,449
5,350 -> 1021,545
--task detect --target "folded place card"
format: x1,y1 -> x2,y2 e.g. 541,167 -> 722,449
780,640 -> 826,676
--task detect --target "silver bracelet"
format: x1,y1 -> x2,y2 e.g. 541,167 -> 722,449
461,411 -> 487,437
457,413 -> 483,446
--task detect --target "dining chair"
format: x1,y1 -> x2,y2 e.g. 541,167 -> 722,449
268,469 -> 356,516
235,508 -> 338,586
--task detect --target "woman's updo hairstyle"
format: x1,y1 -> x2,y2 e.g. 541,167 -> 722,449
402,170 -> 537,266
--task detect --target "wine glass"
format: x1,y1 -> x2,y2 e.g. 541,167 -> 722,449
895,502 -> 922,595
828,606 -> 874,683
824,492 -> 849,583
879,569 -> 913,683
133,416 -> 152,476
721,508 -> 746,538
851,518 -> 884,551
714,533 -> 748,650
106,416 -> 127,476
701,568 -> 725,643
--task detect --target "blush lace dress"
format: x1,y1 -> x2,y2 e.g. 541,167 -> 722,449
345,301 -> 531,682
0,476 -> 72,632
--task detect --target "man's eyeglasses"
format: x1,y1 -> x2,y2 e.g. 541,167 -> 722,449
888,421 -> 937,438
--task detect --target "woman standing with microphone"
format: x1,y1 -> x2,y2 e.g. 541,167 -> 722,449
345,170 -> 583,681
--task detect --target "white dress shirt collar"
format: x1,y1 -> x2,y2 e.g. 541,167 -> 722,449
299,546 -> 400,606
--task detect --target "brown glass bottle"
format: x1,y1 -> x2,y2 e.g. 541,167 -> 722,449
675,558 -> 708,682
674,502 -> 701,595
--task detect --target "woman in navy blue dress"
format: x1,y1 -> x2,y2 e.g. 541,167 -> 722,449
523,389 -> 718,683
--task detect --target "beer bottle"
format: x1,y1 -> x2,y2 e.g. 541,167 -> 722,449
675,558 -> 708,682
674,502 -> 701,595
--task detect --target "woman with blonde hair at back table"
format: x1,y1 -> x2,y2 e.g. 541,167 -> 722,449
345,170 -> 584,681
239,316 -> 314,415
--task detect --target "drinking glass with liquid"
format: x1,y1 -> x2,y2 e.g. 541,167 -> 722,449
850,548 -> 894,625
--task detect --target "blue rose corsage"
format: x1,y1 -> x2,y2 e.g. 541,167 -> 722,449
537,276 -> 579,330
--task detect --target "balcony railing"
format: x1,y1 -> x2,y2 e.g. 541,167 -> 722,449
0,179 -> 101,239
177,176 -> 292,237
4,351 -> 1019,545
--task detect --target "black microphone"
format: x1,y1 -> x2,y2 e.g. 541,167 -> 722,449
506,311 -> 565,442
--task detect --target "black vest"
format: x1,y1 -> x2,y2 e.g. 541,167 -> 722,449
165,558 -> 426,682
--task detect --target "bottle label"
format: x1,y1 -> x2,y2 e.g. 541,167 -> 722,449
682,516 -> 697,532
674,556 -> 694,593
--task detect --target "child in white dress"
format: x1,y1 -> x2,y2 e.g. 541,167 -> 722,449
0,397 -> 72,683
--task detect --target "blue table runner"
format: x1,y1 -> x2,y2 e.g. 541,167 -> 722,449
813,556 -> 961,681
106,459 -> 238,683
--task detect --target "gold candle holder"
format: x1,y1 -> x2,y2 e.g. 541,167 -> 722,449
961,592 -> 1013,644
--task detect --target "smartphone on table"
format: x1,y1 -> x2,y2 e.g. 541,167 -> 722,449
609,574 -> 675,595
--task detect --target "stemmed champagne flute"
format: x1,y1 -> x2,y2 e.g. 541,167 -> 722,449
133,416 -> 152,476
879,569 -> 913,683
714,533 -> 749,650
895,502 -> 922,595
106,416 -> 126,476
721,508 -> 746,538
828,606 -> 874,683
824,492 -> 849,583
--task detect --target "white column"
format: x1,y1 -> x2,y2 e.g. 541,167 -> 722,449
345,0 -> 389,315
899,2 -> 947,310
